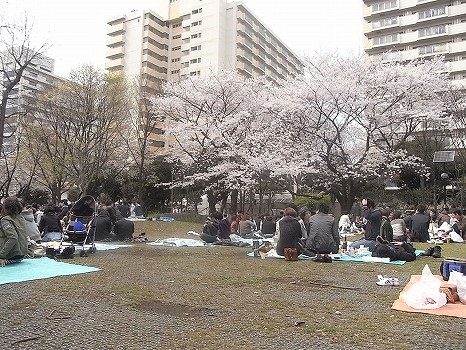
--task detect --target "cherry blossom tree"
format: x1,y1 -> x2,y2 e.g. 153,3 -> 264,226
267,54 -> 449,212
155,70 -> 272,213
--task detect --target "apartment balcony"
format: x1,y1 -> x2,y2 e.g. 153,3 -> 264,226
447,60 -> 466,74
105,46 -> 125,59
107,22 -> 125,35
449,3 -> 466,16
450,41 -> 466,55
105,58 -> 124,70
107,34 -> 125,48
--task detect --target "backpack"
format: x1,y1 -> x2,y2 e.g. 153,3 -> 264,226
380,217 -> 393,242
440,258 -> 466,281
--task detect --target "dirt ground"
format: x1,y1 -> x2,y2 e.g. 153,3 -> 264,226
1,220 -> 465,350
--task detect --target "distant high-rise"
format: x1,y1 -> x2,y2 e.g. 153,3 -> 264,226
105,0 -> 302,82
362,0 -> 466,85
1,50 -> 60,151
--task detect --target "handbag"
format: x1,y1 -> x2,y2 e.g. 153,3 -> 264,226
284,247 -> 299,261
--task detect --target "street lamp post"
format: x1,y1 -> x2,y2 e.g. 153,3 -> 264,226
441,172 -> 449,208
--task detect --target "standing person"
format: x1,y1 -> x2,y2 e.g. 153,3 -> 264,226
306,203 -> 339,263
409,205 -> 430,242
0,197 -> 29,266
390,211 -> 407,241
350,199 -> 381,252
38,206 -> 63,241
276,207 -> 302,257
133,202 -> 144,218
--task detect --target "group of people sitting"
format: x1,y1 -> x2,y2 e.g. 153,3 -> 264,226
200,203 -> 341,262
0,196 -> 141,267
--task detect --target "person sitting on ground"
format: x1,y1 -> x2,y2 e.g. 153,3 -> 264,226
446,208 -> 466,241
57,199 -> 70,220
238,213 -> 256,238
0,197 -> 29,266
38,206 -> 63,241
298,208 -> 312,243
389,210 -> 407,242
306,203 -> 339,263
409,204 -> 430,243
113,215 -> 135,241
261,216 -> 276,238
118,201 -> 131,219
217,214 -> 231,240
379,208 -> 393,242
200,212 -> 222,243
20,204 -> 42,243
350,199 -> 381,252
93,209 -> 113,241
276,207 -> 302,257
338,211 -> 352,234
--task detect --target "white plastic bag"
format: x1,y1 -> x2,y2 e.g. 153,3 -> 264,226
402,264 -> 447,309
449,270 -> 466,304
449,231 -> 464,243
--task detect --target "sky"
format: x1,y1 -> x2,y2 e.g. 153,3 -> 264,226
2,0 -> 364,77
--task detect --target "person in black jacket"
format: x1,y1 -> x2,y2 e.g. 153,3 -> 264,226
276,207 -> 302,256
350,199 -> 382,252
113,217 -> 134,241
38,207 -> 63,241
373,241 -> 416,262
93,209 -> 113,241
409,205 -> 430,242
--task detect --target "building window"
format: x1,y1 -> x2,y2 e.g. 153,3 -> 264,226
373,33 -> 399,45
418,43 -> 447,55
149,140 -> 165,148
372,17 -> 398,29
191,20 -> 202,27
172,58 -> 180,62
172,34 -> 181,39
171,70 -> 180,74
190,58 -> 201,64
172,23 -> 182,28
191,33 -> 202,39
372,0 -> 397,12
418,24 -> 446,37
172,46 -> 181,51
191,45 -> 201,51
192,8 -> 202,14
418,6 -> 446,20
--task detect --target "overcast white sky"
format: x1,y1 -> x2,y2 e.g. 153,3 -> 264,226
3,0 -> 364,77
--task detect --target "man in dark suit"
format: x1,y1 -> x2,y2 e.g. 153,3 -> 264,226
409,204 -> 430,242
113,217 -> 134,241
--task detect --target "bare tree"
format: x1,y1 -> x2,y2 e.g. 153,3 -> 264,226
23,65 -> 131,196
0,15 -> 49,150
123,76 -> 164,202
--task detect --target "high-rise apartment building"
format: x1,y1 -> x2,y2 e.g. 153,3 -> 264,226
362,0 -> 466,85
106,0 -> 302,82
1,50 -> 60,151
106,0 -> 302,150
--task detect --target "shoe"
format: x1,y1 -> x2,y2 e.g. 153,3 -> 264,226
376,275 -> 399,286
420,246 -> 434,256
432,245 -> 442,258
322,255 -> 333,263
313,255 -> 324,262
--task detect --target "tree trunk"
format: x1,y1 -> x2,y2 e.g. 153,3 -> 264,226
230,189 -> 238,214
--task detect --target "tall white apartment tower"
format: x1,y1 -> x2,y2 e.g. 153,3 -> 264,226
362,0 -> 466,85
105,0 -> 302,83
